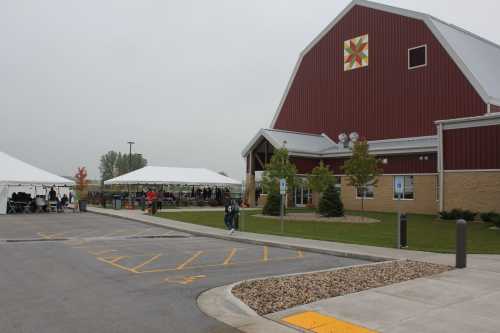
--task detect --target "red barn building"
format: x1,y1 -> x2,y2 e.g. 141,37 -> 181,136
242,0 -> 500,214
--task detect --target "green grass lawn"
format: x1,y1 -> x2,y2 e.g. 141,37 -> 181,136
157,209 -> 500,254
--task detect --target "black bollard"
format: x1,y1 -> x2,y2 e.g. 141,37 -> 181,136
400,214 -> 408,248
456,219 -> 467,268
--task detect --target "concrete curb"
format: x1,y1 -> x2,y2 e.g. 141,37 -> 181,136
197,283 -> 300,333
197,260 -> 401,333
87,208 -> 395,263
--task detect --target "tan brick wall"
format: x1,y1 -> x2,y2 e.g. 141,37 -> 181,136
444,171 -> 500,213
341,175 -> 439,214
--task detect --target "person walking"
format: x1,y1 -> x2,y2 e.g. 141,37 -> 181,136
224,199 -> 235,234
232,199 -> 240,231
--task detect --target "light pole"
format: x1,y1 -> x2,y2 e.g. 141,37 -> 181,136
127,141 -> 135,207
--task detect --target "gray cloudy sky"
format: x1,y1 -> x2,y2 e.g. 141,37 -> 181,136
1,0 -> 499,181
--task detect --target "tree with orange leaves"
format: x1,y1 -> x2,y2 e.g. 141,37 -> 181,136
74,166 -> 89,201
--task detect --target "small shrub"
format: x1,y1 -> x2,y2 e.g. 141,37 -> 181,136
263,190 -> 282,216
480,211 -> 500,223
318,184 -> 344,217
439,209 -> 477,221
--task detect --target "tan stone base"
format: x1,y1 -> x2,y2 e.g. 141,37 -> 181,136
444,171 -> 500,213
341,175 -> 439,215
244,173 -> 256,207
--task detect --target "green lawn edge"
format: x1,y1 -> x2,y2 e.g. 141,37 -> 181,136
157,209 -> 500,254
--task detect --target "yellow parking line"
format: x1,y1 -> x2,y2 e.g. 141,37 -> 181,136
297,250 -> 304,258
223,248 -> 237,266
132,254 -> 162,272
139,255 -> 306,274
96,256 -> 136,273
38,232 -> 65,239
262,246 -> 269,262
176,251 -> 203,270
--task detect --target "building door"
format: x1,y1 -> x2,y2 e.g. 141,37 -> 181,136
294,186 -> 310,207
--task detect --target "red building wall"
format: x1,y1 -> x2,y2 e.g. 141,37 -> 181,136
492,105 -> 500,114
291,154 -> 436,175
443,125 -> 500,170
274,5 -> 485,140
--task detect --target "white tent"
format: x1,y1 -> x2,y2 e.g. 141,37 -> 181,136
0,152 -> 75,214
104,166 -> 241,186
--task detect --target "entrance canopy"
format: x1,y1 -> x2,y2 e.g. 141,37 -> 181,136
0,151 -> 75,214
104,166 -> 241,186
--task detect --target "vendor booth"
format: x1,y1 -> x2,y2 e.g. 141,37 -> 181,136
0,152 -> 75,214
103,166 -> 241,209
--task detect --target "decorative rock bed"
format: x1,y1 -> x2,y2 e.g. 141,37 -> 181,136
232,260 -> 452,315
253,212 -> 380,224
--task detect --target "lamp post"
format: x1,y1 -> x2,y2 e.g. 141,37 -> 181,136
127,141 -> 135,207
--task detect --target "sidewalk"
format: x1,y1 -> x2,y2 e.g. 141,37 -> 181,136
88,207 -> 500,332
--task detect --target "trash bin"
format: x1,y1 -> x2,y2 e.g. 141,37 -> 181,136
112,195 -> 122,210
399,213 -> 407,248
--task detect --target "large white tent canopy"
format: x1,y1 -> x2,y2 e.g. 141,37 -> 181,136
104,166 -> 241,186
0,151 -> 75,214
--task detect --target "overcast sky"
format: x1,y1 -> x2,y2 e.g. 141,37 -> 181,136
1,0 -> 499,181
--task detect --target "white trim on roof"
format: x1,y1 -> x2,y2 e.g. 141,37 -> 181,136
242,128 -> 437,158
435,112 -> 500,130
269,0 -> 497,128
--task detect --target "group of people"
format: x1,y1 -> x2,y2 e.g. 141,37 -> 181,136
8,187 -> 72,213
224,199 -> 241,234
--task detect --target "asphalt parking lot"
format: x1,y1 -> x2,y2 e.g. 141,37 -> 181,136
0,213 -> 369,333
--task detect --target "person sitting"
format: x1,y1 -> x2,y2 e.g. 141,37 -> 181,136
61,194 -> 69,208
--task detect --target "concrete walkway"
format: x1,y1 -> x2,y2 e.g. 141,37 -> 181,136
88,207 -> 500,332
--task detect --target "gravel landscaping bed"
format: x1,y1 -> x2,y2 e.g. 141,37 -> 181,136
232,260 -> 452,315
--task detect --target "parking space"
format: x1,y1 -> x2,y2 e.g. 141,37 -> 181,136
0,213 -> 369,333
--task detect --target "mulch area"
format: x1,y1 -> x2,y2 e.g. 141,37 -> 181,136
232,260 -> 452,315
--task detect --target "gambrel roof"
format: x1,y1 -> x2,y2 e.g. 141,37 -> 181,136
270,0 -> 500,128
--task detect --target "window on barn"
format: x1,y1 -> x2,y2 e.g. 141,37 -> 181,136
408,45 -> 427,69
394,176 -> 414,200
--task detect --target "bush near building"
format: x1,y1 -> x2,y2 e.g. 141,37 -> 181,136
439,209 -> 477,221
318,184 -> 344,217
263,190 -> 282,216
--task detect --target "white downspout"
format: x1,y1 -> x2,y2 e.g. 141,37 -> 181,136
437,123 -> 444,211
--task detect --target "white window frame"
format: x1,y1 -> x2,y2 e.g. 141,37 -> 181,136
393,175 -> 415,201
408,44 -> 427,70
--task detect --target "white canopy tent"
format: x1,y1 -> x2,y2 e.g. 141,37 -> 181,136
104,166 -> 241,186
0,152 -> 75,214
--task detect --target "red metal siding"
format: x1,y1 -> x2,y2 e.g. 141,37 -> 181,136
290,157 -> 321,174
443,125 -> 500,170
274,5 -> 485,140
290,154 -> 436,175
378,154 -> 437,174
492,105 -> 500,113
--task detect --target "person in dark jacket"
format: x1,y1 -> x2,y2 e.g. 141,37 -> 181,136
224,199 -> 235,234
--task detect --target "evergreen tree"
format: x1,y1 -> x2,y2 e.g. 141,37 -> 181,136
262,188 -> 282,216
318,184 -> 344,217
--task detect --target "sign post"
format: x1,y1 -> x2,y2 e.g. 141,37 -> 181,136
395,178 -> 403,249
280,178 -> 287,234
